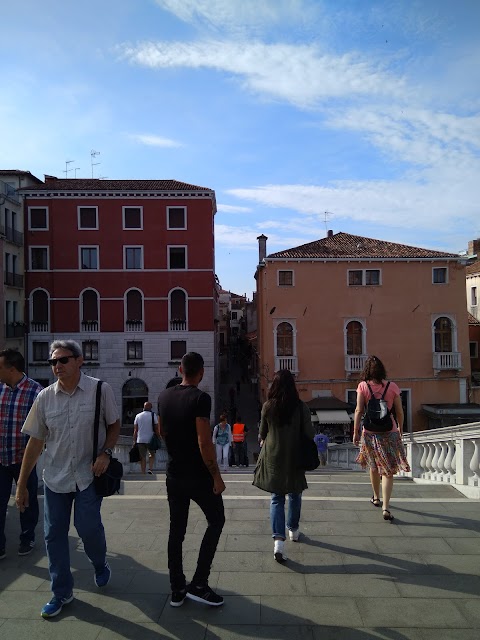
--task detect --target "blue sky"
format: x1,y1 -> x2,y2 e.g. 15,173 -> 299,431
1,0 -> 479,297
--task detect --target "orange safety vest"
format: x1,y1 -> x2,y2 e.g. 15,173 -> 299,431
232,423 -> 245,442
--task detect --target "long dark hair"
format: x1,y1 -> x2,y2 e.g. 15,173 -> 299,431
360,355 -> 387,383
266,369 -> 299,422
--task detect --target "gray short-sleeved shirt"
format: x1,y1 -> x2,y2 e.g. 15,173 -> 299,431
22,372 -> 119,493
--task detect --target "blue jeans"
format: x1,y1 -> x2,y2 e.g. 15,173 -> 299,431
44,482 -> 106,598
0,463 -> 39,549
270,493 -> 302,539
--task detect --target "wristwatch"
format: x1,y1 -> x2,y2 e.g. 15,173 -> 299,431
103,448 -> 113,457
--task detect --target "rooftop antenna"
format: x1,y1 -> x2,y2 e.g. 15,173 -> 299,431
324,211 -> 334,235
90,150 -> 101,178
63,160 -> 74,178
74,167 -> 80,178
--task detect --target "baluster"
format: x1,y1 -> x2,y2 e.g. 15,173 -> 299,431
469,439 -> 480,486
431,442 -> 441,480
425,443 -> 435,479
444,440 -> 455,483
419,443 -> 429,479
437,441 -> 447,482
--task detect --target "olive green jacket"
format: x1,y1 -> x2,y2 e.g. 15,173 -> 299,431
253,400 -> 315,495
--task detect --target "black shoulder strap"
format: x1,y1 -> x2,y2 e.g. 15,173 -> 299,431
92,380 -> 103,463
381,381 -> 391,399
151,410 -> 155,431
366,382 -> 375,398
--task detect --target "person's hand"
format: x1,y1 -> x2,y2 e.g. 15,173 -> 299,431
213,477 -> 226,495
15,485 -> 29,513
92,452 -> 111,477
353,432 -> 360,446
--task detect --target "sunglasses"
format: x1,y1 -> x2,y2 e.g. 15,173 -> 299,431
48,356 -> 77,366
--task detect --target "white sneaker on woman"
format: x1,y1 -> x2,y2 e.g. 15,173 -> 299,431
273,540 -> 287,563
288,529 -> 300,542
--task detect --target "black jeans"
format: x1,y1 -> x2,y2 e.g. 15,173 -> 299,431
166,476 -> 225,592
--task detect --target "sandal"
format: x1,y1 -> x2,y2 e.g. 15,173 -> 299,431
370,496 -> 381,507
383,509 -> 394,521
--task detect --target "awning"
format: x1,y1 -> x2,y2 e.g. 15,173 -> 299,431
315,410 -> 351,424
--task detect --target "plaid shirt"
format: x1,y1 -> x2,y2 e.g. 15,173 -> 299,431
0,375 -> 43,466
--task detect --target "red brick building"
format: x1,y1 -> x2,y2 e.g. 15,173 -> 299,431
20,177 -> 218,429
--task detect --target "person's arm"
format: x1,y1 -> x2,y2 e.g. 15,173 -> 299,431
133,419 -> 138,443
92,419 -> 121,477
154,414 -> 161,438
15,436 -> 45,512
196,417 -> 225,495
393,395 -> 404,436
212,425 -> 218,444
353,390 -> 365,446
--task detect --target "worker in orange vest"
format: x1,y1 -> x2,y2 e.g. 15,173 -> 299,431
232,418 -> 248,467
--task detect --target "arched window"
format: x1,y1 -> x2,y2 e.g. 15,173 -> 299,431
346,321 -> 363,355
126,289 -> 143,331
170,289 -> 187,330
434,317 -> 452,352
276,322 -> 293,356
81,289 -> 99,331
31,290 -> 49,332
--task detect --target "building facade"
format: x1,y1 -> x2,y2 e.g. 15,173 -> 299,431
21,176 -> 217,430
0,170 -> 42,351
255,231 -> 473,431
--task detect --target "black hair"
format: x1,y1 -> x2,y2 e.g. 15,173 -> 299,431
0,348 -> 25,373
266,369 -> 299,422
360,355 -> 387,383
181,351 -> 204,377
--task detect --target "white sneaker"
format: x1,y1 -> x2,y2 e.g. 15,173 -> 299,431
288,529 -> 300,542
273,540 -> 287,563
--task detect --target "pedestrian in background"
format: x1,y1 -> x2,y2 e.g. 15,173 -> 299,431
353,355 -> 410,522
314,428 -> 329,466
212,414 -> 232,473
253,369 -> 315,562
133,402 -> 161,475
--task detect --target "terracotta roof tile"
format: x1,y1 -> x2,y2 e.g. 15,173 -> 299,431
18,178 -> 213,192
468,312 -> 480,325
466,260 -> 480,276
267,232 -> 460,260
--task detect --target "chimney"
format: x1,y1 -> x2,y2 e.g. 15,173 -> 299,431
467,238 -> 480,256
327,229 -> 333,238
44,175 -> 57,183
257,234 -> 268,263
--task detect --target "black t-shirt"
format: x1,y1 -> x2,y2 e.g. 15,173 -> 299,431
157,384 -> 212,482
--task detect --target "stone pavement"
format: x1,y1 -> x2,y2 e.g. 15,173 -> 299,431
1,470 -> 480,639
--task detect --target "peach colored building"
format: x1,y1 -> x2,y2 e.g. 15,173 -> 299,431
255,232 -> 477,432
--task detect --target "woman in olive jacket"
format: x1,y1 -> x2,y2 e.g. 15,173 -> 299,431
253,369 -> 315,562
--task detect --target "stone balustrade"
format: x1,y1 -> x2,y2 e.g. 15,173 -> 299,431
327,422 -> 480,499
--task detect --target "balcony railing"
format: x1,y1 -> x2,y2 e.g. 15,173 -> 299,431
125,320 -> 143,332
81,320 -> 99,332
30,321 -> 49,333
4,272 -> 24,288
5,226 -> 23,245
345,354 -> 368,373
0,180 -> 19,203
5,323 -> 25,338
433,351 -> 462,372
170,319 -> 187,331
274,356 -> 298,374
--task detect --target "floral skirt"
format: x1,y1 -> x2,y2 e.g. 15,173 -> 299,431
356,431 -> 410,476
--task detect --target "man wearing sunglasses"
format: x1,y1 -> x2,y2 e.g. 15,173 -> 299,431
15,340 -> 120,618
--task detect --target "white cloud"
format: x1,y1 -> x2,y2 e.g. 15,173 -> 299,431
128,133 -> 182,147
118,40 -> 406,108
215,222 -> 310,251
217,203 -> 252,213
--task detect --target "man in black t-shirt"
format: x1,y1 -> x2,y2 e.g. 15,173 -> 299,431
158,352 -> 225,608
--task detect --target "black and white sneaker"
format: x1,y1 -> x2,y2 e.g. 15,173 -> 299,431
18,541 -> 35,556
186,584 -> 224,606
170,588 -> 187,607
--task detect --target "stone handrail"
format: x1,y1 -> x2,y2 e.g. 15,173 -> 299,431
327,422 -> 480,499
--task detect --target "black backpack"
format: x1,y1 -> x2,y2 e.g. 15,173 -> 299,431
362,382 -> 392,432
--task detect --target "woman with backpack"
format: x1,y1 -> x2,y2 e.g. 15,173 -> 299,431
253,369 -> 315,562
353,355 -> 410,522
212,414 -> 232,472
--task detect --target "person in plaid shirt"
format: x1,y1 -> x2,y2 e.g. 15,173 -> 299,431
0,349 -> 43,559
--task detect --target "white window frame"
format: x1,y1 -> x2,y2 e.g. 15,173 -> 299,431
28,206 -> 49,231
124,245 -> 144,270
168,287 -> 188,329
347,268 -> 382,286
122,206 -> 143,230
345,389 -> 357,406
170,339 -> 187,361
344,318 -> 367,355
79,245 -> 99,270
470,341 -> 479,359
273,319 -> 297,357
471,286 -> 478,307
126,340 -> 143,361
168,245 -> 188,270
77,205 -> 99,230
32,340 -> 49,362
124,288 -> 145,324
432,266 -> 448,284
79,287 -> 100,330
82,339 -> 99,361
29,246 -> 49,271
167,206 -> 187,230
431,313 -> 458,352
30,287 -> 50,329
277,269 -> 294,286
